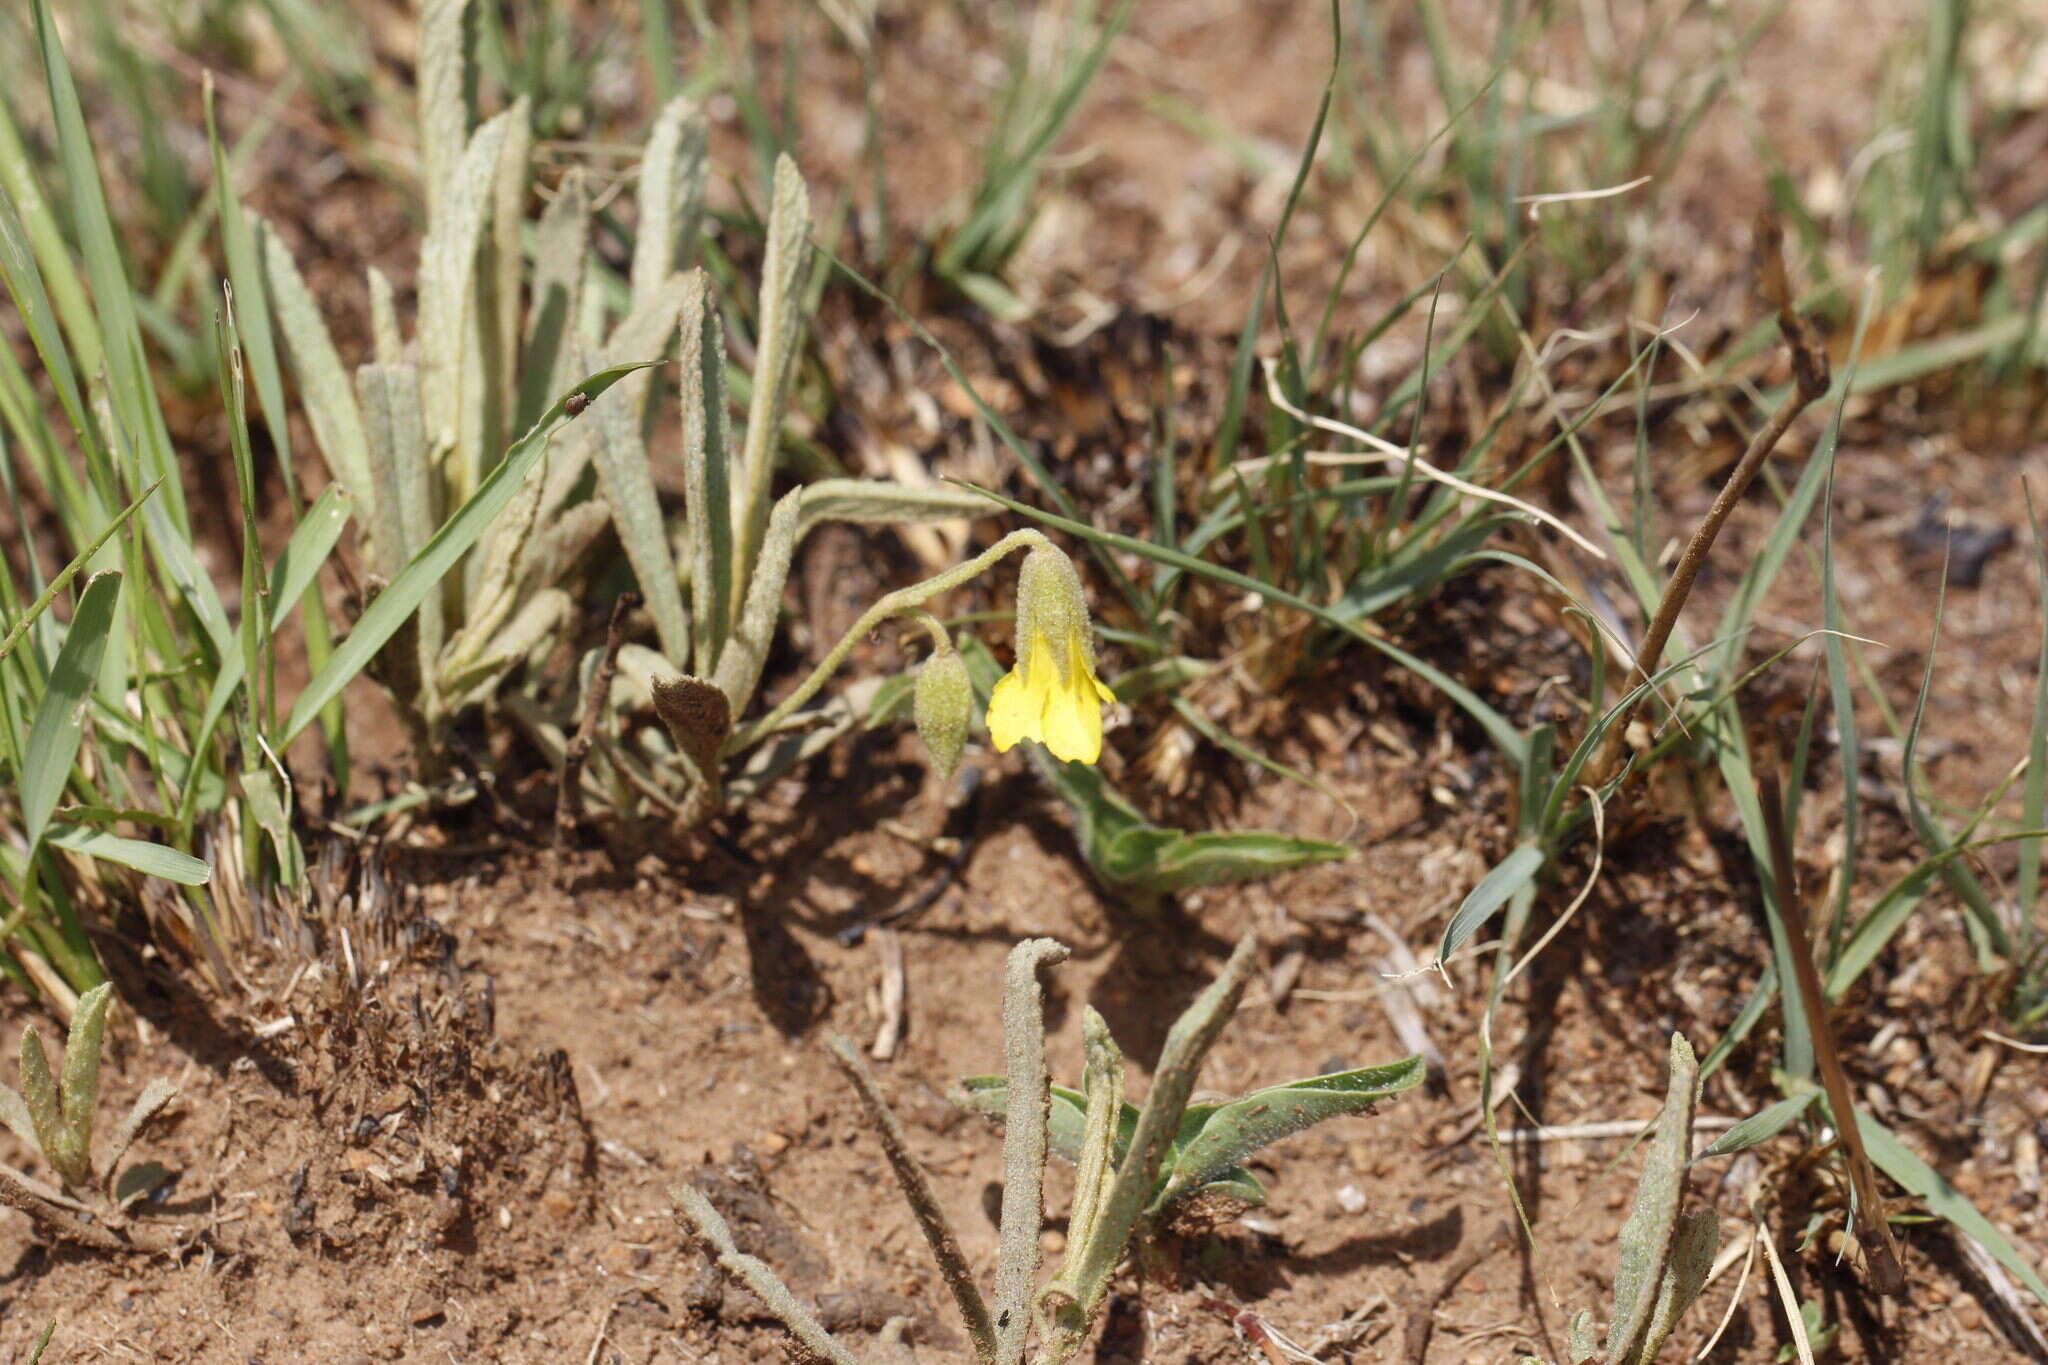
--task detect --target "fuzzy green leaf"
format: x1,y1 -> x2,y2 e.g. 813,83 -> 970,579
1606,1033 -> 1701,1363
17,1027 -> 61,1170
48,982 -> 112,1187
1629,1207 -> 1719,1365
1161,1057 -> 1426,1206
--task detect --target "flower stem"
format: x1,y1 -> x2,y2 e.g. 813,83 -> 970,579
725,529 -> 1048,754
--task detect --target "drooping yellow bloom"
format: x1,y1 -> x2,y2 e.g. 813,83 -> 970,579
987,545 -> 1116,764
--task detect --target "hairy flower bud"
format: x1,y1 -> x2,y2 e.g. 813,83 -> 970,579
913,642 -> 973,779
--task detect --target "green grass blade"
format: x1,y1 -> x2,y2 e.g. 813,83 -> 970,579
282,363 -> 652,743
31,0 -> 187,533
1439,842 -> 1545,964
2020,491 -> 2048,912
44,825 -> 209,886
0,480 -> 156,668
20,570 -> 122,851
1858,1109 -> 2048,1306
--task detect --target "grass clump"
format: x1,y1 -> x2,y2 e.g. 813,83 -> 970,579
0,0 -> 354,996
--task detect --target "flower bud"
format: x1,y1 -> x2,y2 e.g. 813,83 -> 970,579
913,643 -> 973,779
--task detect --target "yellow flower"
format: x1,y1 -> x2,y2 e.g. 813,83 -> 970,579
987,546 -> 1116,764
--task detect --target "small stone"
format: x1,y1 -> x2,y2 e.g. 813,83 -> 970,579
758,1131 -> 791,1156
1039,1229 -> 1066,1254
1334,1185 -> 1366,1215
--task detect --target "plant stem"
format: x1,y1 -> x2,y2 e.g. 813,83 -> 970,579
555,591 -> 637,860
994,938 -> 1069,1365
1588,216 -> 1829,784
726,529 -> 1047,753
826,1035 -> 998,1365
673,1185 -> 863,1365
1759,775 -> 1905,1295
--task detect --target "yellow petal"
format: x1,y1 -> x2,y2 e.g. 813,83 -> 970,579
986,668 -> 1036,753
1040,679 -> 1103,764
1039,634 -> 1106,764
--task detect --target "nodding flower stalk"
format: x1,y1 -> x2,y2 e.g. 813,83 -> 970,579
725,532 -> 1117,771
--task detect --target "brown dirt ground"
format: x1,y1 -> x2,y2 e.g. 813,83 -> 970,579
5,1 -> 2048,1362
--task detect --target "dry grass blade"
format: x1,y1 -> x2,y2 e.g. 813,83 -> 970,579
1759,775 -> 1905,1294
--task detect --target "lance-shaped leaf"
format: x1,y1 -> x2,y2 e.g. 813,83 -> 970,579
1566,1309 -> 1598,1364
418,0 -> 474,222
1045,1009 -> 1126,1309
99,1076 -> 176,1187
730,155 -> 812,617
1627,1207 -> 1720,1365
590,276 -> 693,661
1026,751 -> 1349,903
1158,1057 -> 1426,1210
519,171 -> 592,435
992,938 -> 1069,1365
1439,842 -> 1546,965
259,219 -> 371,506
793,478 -> 994,539
17,1025 -> 62,1176
712,487 -> 804,720
680,270 -> 733,674
478,96 -> 531,474
369,264 -> 403,367
1606,1033 -> 1701,1364
1696,1092 -> 1819,1162
632,95 -> 707,305
45,826 -> 210,886
45,983 -> 113,1188
418,107 -> 514,482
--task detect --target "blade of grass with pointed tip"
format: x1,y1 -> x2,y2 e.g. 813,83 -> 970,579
1695,1093 -> 1819,1161
2020,490 -> 2048,915
21,572 -> 122,852
1439,842 -> 1545,964
283,364 -> 652,743
44,826 -> 210,886
1858,1109 -> 2048,1306
0,482 -> 155,669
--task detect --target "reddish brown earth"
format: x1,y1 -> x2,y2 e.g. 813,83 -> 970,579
4,1 -> 2048,1361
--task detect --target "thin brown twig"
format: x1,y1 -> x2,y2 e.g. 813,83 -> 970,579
1588,213 -> 1831,784
554,592 -> 639,862
1760,774 -> 1906,1295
